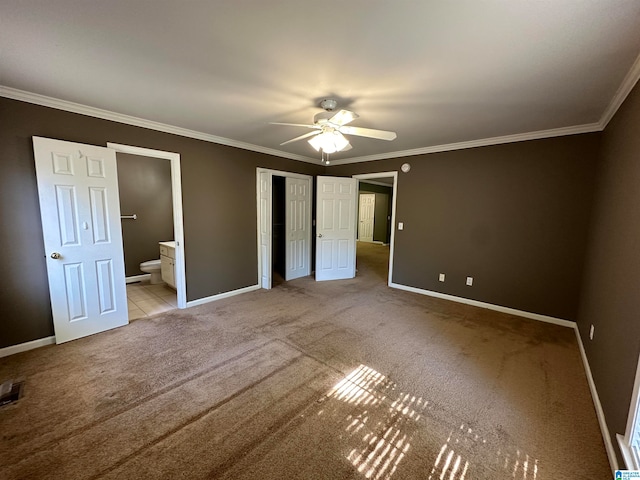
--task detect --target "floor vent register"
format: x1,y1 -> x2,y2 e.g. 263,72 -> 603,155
0,379 -> 24,407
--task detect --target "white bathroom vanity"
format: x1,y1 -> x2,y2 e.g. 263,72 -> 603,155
159,241 -> 176,289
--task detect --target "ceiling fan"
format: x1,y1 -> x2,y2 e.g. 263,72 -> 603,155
272,99 -> 397,159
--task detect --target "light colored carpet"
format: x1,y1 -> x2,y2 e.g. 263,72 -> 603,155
0,243 -> 610,479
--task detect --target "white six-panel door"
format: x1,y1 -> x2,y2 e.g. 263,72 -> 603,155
258,170 -> 272,289
33,137 -> 128,343
285,177 -> 311,281
316,176 -> 357,281
358,193 -> 375,242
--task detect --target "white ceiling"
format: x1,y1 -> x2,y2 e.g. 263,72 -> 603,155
2,1 -> 640,165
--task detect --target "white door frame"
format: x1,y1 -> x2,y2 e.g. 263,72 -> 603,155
107,143 -> 187,309
256,168 -> 313,289
353,172 -> 398,286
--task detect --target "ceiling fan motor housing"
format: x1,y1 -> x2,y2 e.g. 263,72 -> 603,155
320,99 -> 337,111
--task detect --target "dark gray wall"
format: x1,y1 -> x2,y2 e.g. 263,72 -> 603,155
332,133 -> 601,321
372,193 -> 389,243
0,97 -> 324,349
576,81 -> 640,466
116,153 -> 173,277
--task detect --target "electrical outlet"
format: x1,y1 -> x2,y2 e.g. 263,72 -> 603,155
589,324 -> 594,340
466,277 -> 473,286
439,273 -> 445,282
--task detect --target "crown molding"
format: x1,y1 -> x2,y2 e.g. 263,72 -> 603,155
329,122 -> 602,165
599,50 -> 640,129
0,86 -> 317,164
2,82 -> 633,167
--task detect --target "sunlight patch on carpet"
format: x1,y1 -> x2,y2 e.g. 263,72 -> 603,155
324,364 -> 428,480
428,424 -> 539,480
322,365 -> 541,480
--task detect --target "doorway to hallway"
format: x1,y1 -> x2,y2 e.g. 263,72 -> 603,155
356,242 -> 391,284
353,172 -> 398,286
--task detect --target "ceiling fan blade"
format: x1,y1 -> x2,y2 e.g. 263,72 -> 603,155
280,130 -> 321,146
340,126 -> 397,141
327,109 -> 359,126
270,122 -> 319,129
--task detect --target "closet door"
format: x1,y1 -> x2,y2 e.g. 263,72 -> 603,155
285,177 -> 311,281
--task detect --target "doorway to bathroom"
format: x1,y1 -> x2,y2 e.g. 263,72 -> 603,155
32,138 -> 186,343
108,143 -> 187,315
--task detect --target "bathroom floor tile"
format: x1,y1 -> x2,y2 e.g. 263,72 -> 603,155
161,298 -> 177,307
136,298 -> 173,316
128,308 -> 147,320
146,284 -> 175,295
126,281 -> 176,318
126,285 -> 147,293
139,305 -> 173,316
135,297 -> 169,307
127,291 -> 156,301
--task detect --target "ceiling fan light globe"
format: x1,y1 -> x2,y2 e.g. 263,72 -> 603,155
308,131 -> 350,154
308,134 -> 324,151
333,132 -> 350,151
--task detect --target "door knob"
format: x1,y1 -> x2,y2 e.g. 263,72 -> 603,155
51,252 -> 61,259
317,234 -> 323,238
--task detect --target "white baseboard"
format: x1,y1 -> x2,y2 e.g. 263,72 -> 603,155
389,282 -> 574,328
126,274 -> 150,284
186,284 -> 261,308
574,325 -> 619,473
0,336 -> 56,359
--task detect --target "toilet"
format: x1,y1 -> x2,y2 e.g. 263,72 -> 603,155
139,259 -> 163,284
